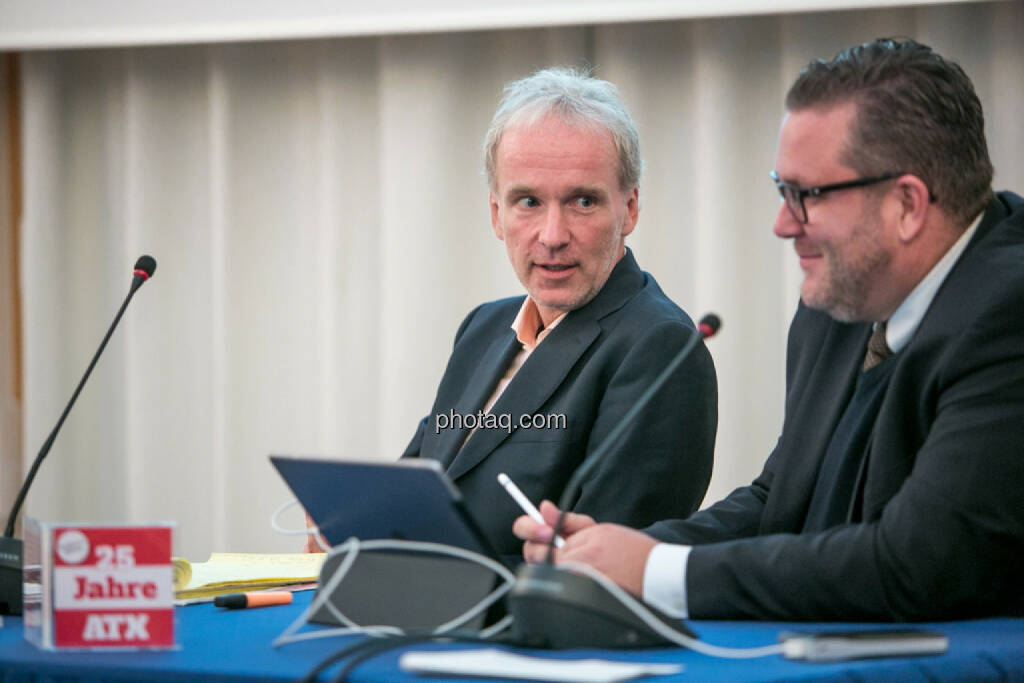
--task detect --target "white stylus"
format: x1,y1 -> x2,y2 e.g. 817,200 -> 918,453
497,472 -> 565,548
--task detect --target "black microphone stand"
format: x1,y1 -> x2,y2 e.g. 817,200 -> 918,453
546,314 -> 721,562
1,256 -> 156,616
506,314 -> 720,648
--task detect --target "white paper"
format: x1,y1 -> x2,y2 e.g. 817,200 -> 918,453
399,648 -> 683,682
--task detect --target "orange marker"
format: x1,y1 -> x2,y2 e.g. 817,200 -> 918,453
213,591 -> 294,609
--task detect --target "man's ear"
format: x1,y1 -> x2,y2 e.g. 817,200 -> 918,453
621,186 -> 639,238
490,191 -> 504,241
893,174 -> 931,243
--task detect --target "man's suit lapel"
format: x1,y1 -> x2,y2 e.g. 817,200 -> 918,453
768,195 -> 1017,531
446,316 -> 601,480
761,318 -> 870,533
434,332 -> 521,469
858,194 -> 1012,519
446,248 -> 646,481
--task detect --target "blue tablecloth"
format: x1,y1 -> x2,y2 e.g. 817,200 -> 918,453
1,591 -> 1022,681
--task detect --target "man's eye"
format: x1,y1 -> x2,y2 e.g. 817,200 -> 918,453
517,197 -> 540,208
574,196 -> 596,208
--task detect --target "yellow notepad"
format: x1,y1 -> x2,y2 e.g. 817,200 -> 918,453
173,552 -> 325,600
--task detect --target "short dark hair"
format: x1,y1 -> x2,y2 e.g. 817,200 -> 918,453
785,38 -> 993,228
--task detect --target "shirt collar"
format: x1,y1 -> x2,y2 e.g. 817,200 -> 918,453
886,211 -> 983,353
511,297 -> 568,352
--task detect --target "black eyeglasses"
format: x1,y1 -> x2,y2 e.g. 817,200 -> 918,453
770,171 -> 903,224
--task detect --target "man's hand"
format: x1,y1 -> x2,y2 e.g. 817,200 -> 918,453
513,499 -> 595,558
304,511 -> 328,553
512,500 -> 658,596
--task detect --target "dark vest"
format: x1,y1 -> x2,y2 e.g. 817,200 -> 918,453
802,354 -> 898,532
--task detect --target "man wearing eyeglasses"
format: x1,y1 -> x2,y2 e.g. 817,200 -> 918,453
515,38 -> 1024,620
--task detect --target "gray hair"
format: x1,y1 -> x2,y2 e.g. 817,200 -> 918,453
483,66 -> 642,192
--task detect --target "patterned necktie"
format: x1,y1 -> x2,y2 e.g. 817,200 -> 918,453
862,322 -> 892,371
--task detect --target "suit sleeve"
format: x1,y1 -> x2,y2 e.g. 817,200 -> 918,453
684,289 -> 1024,620
572,320 -> 717,528
644,450 -> 774,545
643,302 -> 816,546
401,304 -> 485,459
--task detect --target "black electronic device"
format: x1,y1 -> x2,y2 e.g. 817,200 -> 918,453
0,255 -> 156,616
0,536 -> 22,615
505,314 -> 721,649
780,629 -> 948,661
508,563 -> 697,649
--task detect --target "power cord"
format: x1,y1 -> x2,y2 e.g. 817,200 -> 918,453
560,561 -> 784,659
270,498 -> 784,671
270,498 -> 331,552
298,632 -> 499,683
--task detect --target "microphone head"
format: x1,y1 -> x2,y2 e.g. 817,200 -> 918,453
133,255 -> 157,281
697,313 -> 721,338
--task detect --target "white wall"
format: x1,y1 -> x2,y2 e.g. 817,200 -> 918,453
0,0 -> 993,49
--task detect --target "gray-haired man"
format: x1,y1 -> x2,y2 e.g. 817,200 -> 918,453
401,67 -> 718,557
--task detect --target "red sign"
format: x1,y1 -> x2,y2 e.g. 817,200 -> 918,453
49,525 -> 174,649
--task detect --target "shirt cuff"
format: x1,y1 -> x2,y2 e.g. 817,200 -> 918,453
642,543 -> 691,619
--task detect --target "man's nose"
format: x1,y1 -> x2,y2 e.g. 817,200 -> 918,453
773,201 -> 803,239
538,207 -> 571,248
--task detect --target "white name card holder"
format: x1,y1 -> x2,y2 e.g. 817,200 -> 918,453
23,519 -> 177,650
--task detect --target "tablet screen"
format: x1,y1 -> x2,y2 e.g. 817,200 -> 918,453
270,455 -> 500,560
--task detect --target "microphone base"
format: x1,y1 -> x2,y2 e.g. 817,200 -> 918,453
506,562 -> 696,649
0,536 -> 23,616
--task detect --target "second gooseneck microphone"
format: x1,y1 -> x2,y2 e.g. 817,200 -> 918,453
507,313 -> 720,649
546,313 -> 721,561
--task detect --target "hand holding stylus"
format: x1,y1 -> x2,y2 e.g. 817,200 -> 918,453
498,473 -> 565,548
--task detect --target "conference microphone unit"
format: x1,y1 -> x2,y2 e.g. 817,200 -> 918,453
507,313 -> 721,649
0,255 -> 157,616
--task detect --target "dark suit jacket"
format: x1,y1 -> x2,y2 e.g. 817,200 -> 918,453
404,249 -> 717,556
647,192 -> 1024,621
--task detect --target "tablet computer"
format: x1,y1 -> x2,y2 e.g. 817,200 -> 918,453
270,455 -> 502,561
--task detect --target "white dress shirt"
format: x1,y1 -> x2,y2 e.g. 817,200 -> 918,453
642,212 -> 983,618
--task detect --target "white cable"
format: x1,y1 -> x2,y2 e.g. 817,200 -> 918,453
270,498 -> 309,535
270,497 -> 331,551
269,504 -> 781,657
269,502 -> 774,656
559,561 -> 785,659
273,537 -> 515,648
479,614 -> 514,638
274,538 -> 392,647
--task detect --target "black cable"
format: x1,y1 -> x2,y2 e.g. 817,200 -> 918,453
297,636 -> 382,683
328,636 -> 428,683
300,631 -> 505,683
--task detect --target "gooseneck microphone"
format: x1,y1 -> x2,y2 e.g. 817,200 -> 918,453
507,313 -> 721,649
547,312 -> 721,561
0,255 -> 156,615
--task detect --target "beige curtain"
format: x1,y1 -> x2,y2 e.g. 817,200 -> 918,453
8,3 -> 1024,560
